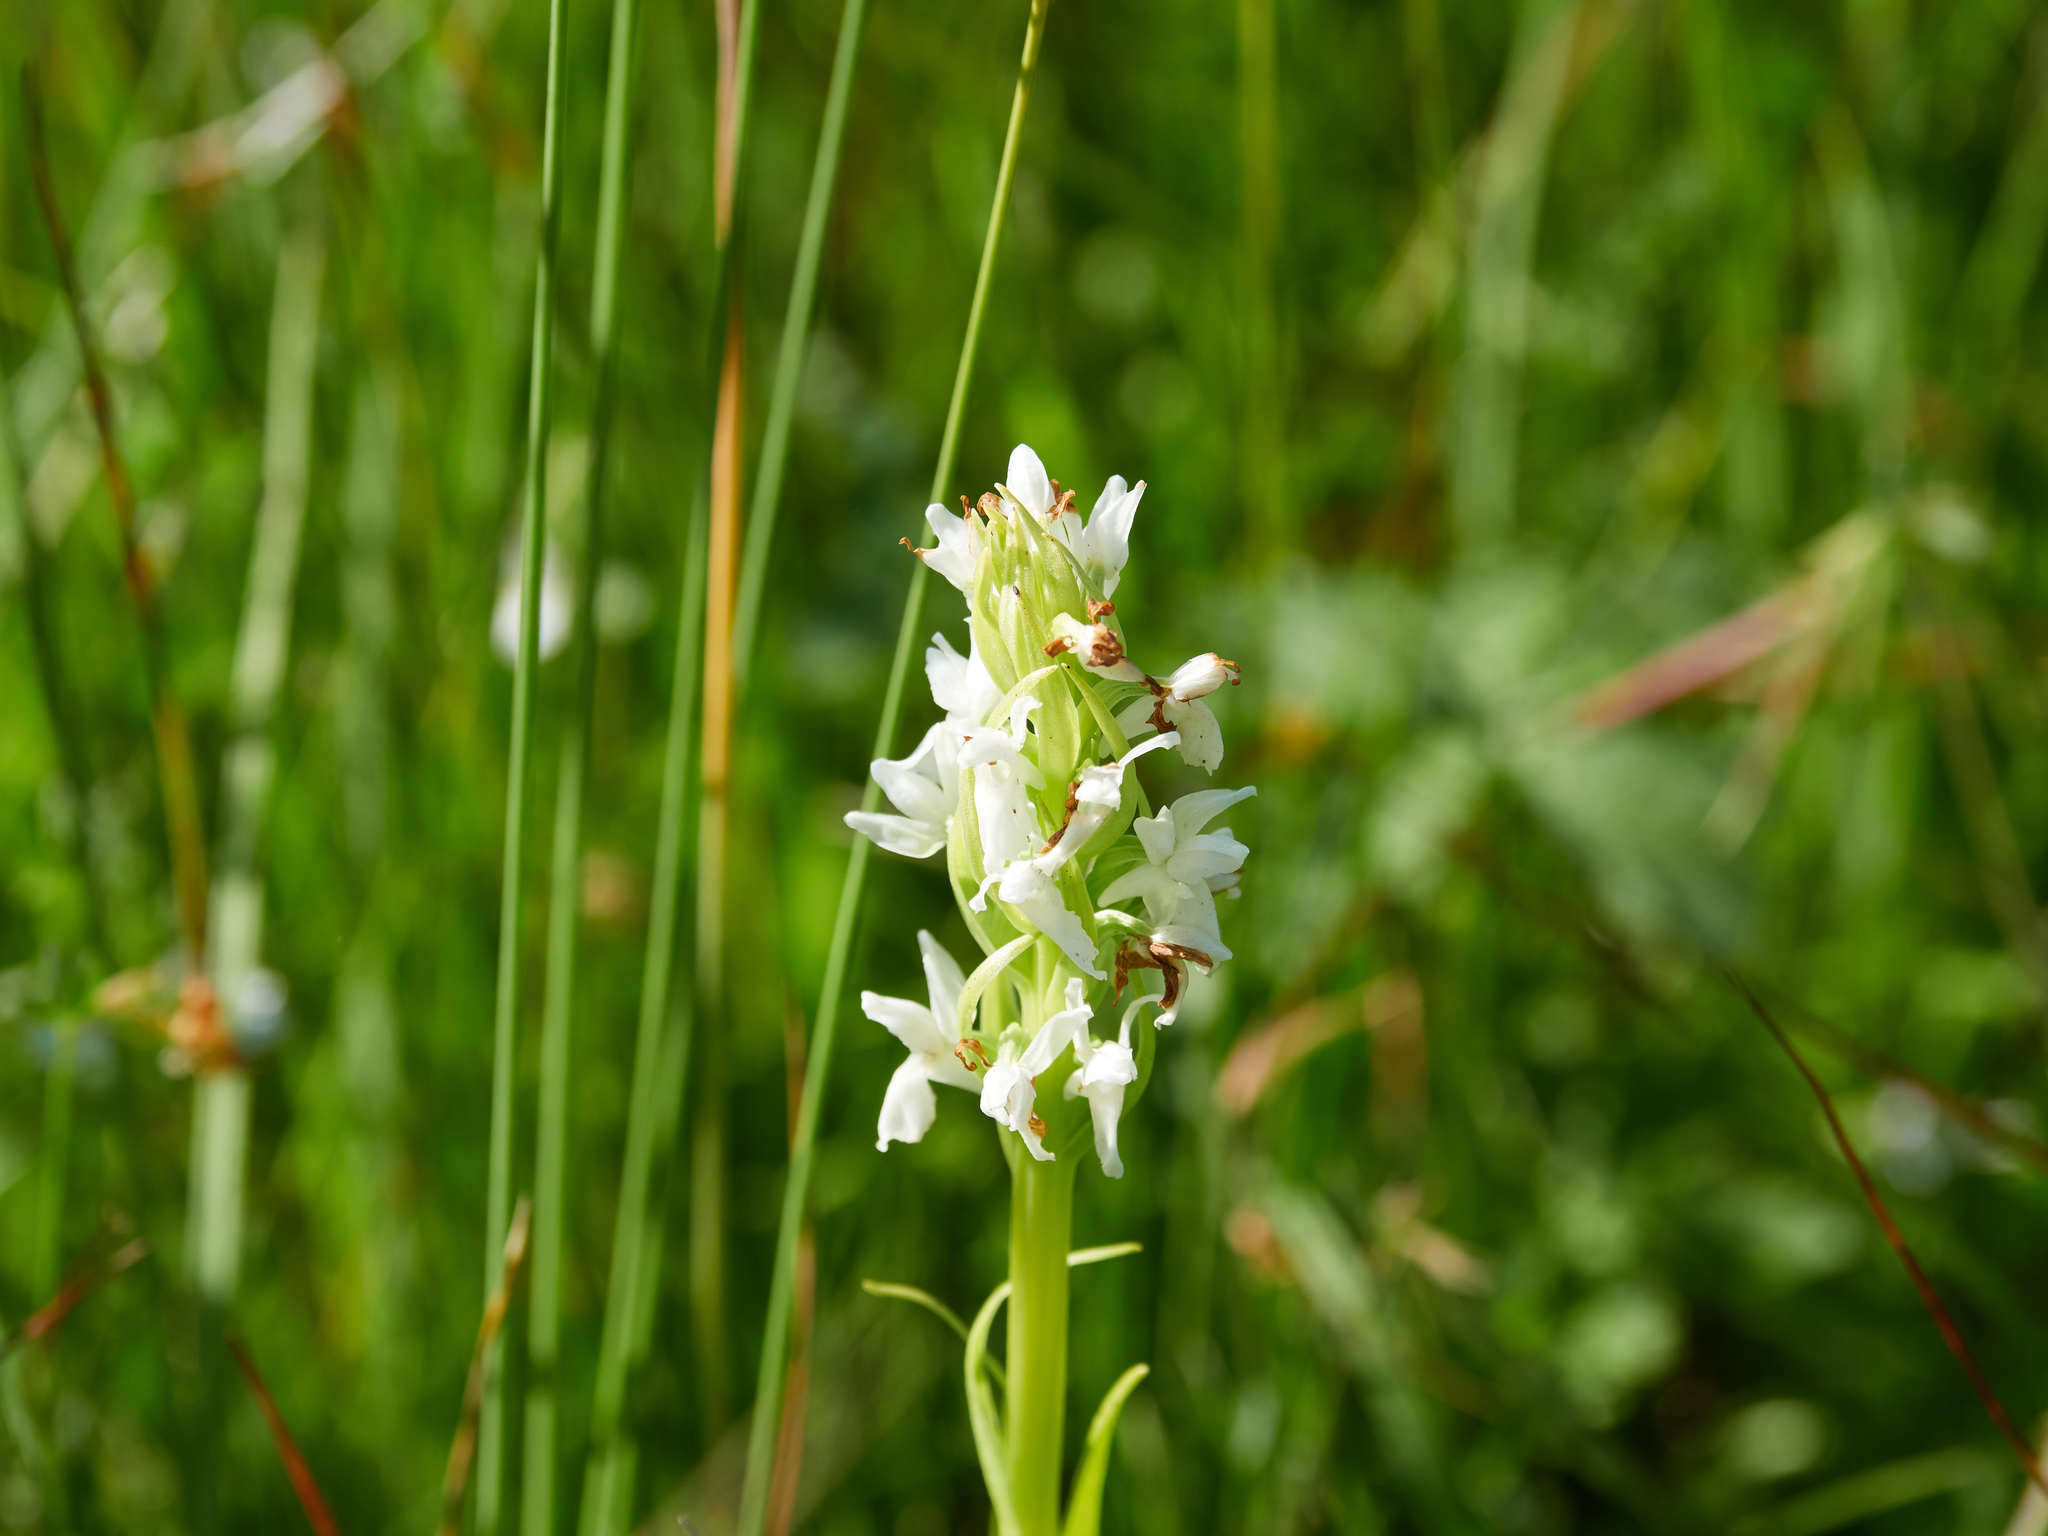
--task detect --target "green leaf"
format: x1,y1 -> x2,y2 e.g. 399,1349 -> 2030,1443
966,1280 -> 1021,1536
1060,1362 -> 1150,1536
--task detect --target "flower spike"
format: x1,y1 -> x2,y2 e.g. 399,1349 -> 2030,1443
855,445 -> 1250,1172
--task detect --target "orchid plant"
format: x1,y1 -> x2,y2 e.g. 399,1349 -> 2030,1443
849,445 -> 1253,1536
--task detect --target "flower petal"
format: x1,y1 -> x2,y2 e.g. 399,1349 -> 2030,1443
1096,861 -> 1181,920
1163,697 -> 1224,772
1113,694 -> 1159,742
1083,477 -> 1142,597
921,503 -> 981,592
1005,444 -> 1054,517
861,990 -> 951,1059
917,929 -> 967,1032
844,810 -> 946,860
1020,978 -> 1092,1076
871,751 -> 949,828
1164,653 -> 1237,700
877,1057 -> 939,1151
998,863 -> 1106,979
1167,785 -> 1257,840
926,628 -> 1000,727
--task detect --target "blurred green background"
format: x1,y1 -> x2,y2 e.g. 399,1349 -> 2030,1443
6,0 -> 2048,1531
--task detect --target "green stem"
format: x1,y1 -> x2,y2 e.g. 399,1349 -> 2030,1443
728,0 -> 872,696
0,368 -> 111,967
2,370 -> 103,1302
189,219 -> 326,1309
1007,1151 -> 1076,1536
522,0 -> 636,1514
479,0 -> 570,1522
732,5 -> 1053,1531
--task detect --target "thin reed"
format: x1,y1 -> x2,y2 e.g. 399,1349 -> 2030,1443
477,0 -> 572,1524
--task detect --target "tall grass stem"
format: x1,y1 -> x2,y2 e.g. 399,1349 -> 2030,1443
733,5 -> 1052,1530
187,220 -> 325,1305
579,0 -> 761,1522
478,0 -> 571,1522
519,0 -> 639,1512
728,0 -> 873,695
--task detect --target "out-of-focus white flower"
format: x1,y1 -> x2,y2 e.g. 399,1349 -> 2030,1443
846,722 -> 960,859
1065,1006 -> 1139,1177
1115,653 -> 1240,773
927,627 -> 1001,729
911,501 -> 985,592
863,931 -> 982,1151
1050,475 -> 1144,598
979,978 -> 1092,1160
491,536 -> 573,665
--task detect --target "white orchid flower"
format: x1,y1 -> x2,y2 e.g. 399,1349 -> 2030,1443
971,734 -> 1176,981
1064,1005 -> 1140,1178
979,978 -> 1093,1160
1050,475 -> 1144,598
912,501 -> 985,592
862,931 -> 982,1151
1114,652 -> 1240,773
845,721 -> 960,859
1097,786 -> 1254,955
1046,612 -> 1148,685
927,628 -> 1001,729
1098,786 -> 1256,1020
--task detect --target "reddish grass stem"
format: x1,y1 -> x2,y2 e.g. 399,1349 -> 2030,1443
1731,970 -> 2048,1498
0,1236 -> 150,1360
22,67 -> 210,961
227,1335 -> 342,1536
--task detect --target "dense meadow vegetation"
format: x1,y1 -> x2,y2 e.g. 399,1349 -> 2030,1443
5,0 -> 2048,1531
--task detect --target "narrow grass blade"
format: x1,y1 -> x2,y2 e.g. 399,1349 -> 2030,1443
728,0 -> 874,694
1448,0 -> 1577,542
521,0 -> 640,1515
1060,1362 -> 1149,1536
733,5 -> 1055,1529
479,0 -> 572,1524
690,0 -> 753,1419
1236,0 -> 1284,558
